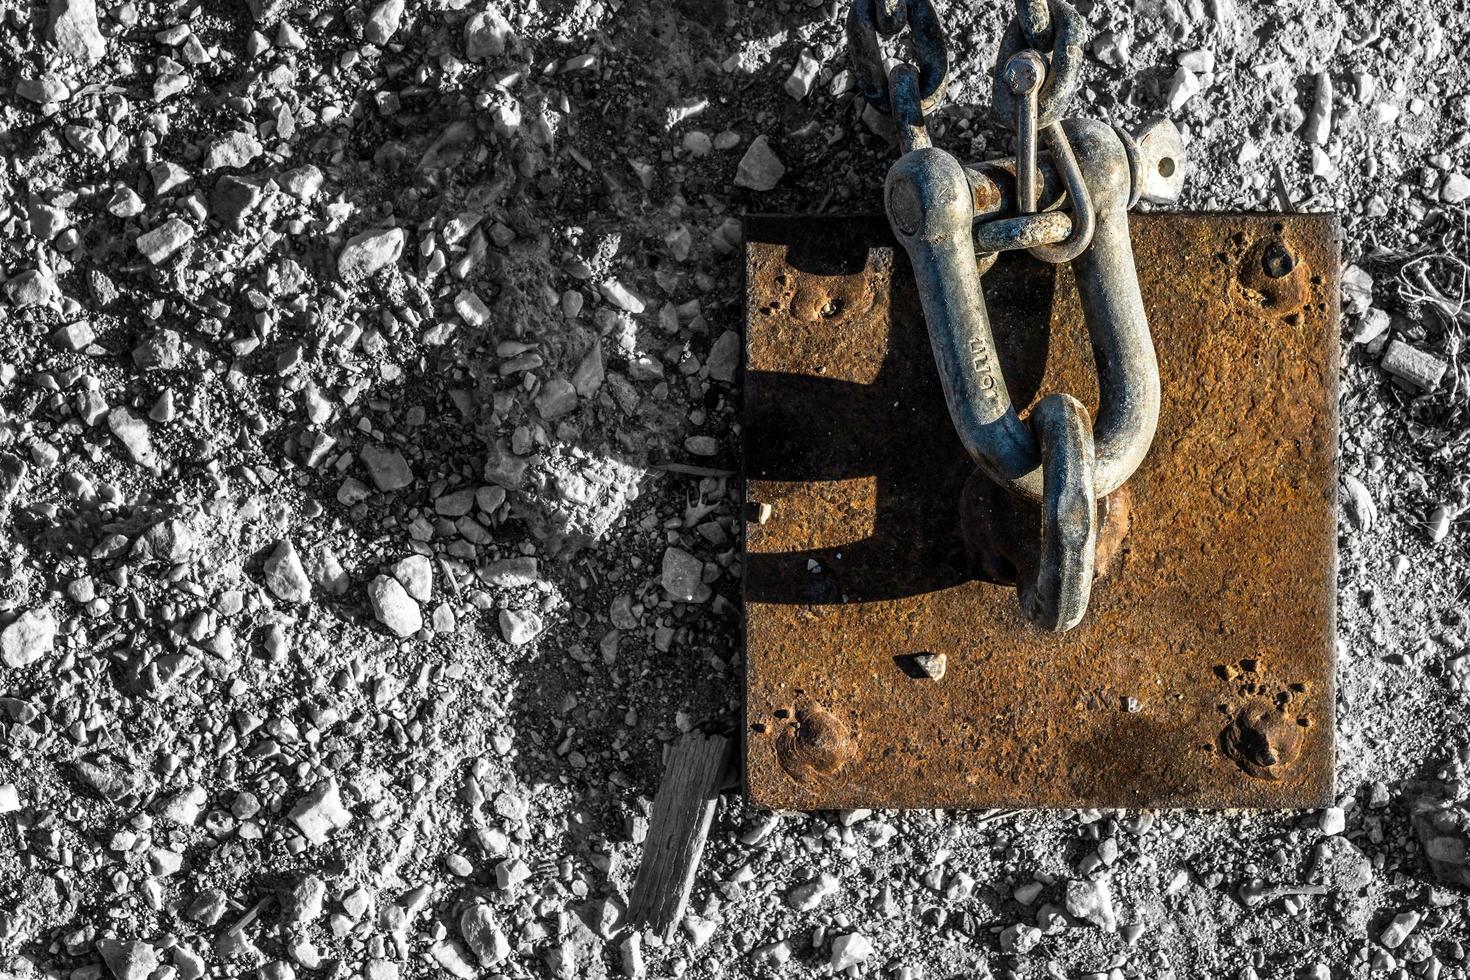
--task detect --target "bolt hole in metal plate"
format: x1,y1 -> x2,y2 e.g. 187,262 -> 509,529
742,213 -> 1340,809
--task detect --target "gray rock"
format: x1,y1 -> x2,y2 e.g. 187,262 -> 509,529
1,608 -> 57,668
1341,473 -> 1376,531
368,575 -> 422,637
734,135 -> 785,191
364,0 -> 405,44
279,165 -> 324,201
47,0 -> 105,62
139,518 -> 194,562
828,933 -> 872,971
1444,173 -> 1470,204
464,8 -> 512,59
264,539 -> 312,603
107,408 -> 157,468
5,269 -> 60,307
706,331 -> 739,382
1065,878 -> 1117,931
786,871 -> 838,911
211,175 -> 262,226
1410,783 -> 1470,887
391,554 -> 433,602
306,545 -> 349,595
203,131 -> 263,171
1302,73 -> 1333,145
661,547 -> 704,600
16,74 -> 70,103
337,228 -> 405,280
535,379 -> 578,419
459,905 -> 510,965
481,557 -> 538,587
359,443 -> 413,491
784,48 -> 820,100
0,452 -> 27,504
135,218 -> 195,264
50,321 -> 94,351
280,875 -> 326,925
98,940 -> 159,980
498,609 -> 544,646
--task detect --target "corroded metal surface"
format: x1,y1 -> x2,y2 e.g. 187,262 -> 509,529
743,212 -> 1340,809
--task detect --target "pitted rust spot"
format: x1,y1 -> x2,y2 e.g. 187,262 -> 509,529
774,702 -> 856,782
788,276 -> 878,323
1221,698 -> 1308,780
1235,234 -> 1312,316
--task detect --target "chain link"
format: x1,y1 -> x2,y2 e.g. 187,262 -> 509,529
848,0 -> 1165,632
846,0 -> 950,116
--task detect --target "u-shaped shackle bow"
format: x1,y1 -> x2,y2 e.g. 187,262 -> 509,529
850,0 -> 1183,631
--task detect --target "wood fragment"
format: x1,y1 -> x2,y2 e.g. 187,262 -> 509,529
627,731 -> 732,940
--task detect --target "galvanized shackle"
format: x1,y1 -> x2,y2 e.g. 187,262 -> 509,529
884,119 -> 1169,630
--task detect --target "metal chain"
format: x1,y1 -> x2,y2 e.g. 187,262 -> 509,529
846,0 -> 950,117
849,0 -> 1166,632
988,0 -> 1094,263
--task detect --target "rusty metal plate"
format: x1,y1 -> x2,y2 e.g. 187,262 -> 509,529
743,212 -> 1340,809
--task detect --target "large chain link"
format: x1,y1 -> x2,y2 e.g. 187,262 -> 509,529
846,0 -> 950,117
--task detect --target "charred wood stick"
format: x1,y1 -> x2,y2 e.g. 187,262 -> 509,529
627,732 -> 733,940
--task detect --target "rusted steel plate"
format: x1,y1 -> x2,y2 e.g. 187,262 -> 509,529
743,212 -> 1340,809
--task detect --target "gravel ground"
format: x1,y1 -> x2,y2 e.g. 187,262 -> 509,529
4,1 -> 1470,979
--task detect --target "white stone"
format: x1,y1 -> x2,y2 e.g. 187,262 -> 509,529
786,871 -> 838,911
429,941 -> 477,980
683,915 -> 717,948
1165,67 -> 1202,112
1065,877 -> 1117,931
1379,910 -> 1420,949
459,905 -> 510,965
0,784 -> 19,814
1302,73 -> 1332,145
1442,173 -> 1470,204
784,48 -> 820,100
391,554 -> 433,602
364,0 -> 405,44
107,408 -> 156,468
264,539 -> 312,603
598,279 -> 644,313
735,135 -> 785,191
368,575 -> 422,637
464,8 -> 512,60
829,932 -> 873,971
202,131 -> 263,171
287,777 -> 352,844
1319,806 -> 1346,836
1,607 -> 56,668
47,0 -> 105,62
337,228 -> 406,280
136,218 -> 195,264
498,609 -> 543,646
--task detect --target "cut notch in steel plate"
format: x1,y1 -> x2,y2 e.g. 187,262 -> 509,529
743,212 -> 1340,810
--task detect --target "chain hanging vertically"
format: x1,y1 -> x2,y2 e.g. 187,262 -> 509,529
847,0 -> 1183,631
